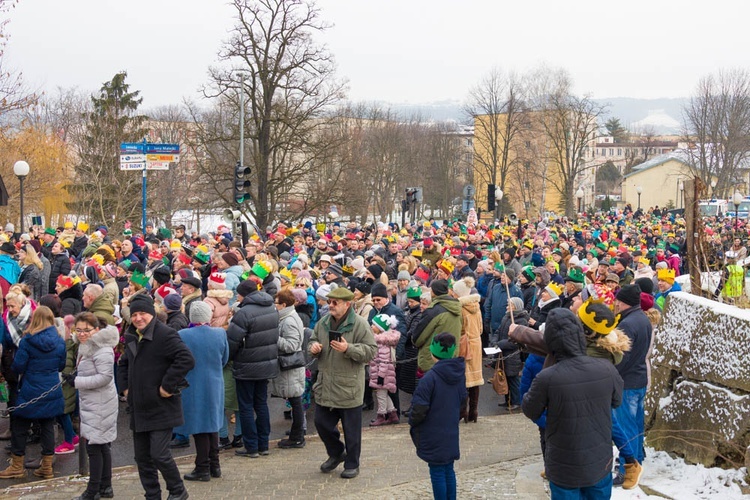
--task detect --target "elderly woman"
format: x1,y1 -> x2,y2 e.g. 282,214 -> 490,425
270,289 -> 306,449
1,290 -> 38,421
0,306 -> 66,479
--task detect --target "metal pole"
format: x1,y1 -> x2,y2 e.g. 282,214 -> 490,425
78,436 -> 88,475
18,176 -> 24,234
141,139 -> 147,232
239,73 -> 245,171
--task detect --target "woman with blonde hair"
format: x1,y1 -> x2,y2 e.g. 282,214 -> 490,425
0,306 -> 66,480
17,244 -> 45,301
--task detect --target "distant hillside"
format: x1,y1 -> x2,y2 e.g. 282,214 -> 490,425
377,97 -> 688,134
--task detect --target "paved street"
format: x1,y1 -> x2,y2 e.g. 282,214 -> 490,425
0,412 -> 545,499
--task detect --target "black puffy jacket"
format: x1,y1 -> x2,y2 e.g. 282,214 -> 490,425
226,290 -> 280,381
49,252 -> 71,294
522,308 -> 623,489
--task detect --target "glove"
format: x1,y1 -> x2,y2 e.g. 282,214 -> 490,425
377,376 -> 385,386
63,373 -> 76,388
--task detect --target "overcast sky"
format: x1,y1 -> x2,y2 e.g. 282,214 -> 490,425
5,0 -> 750,109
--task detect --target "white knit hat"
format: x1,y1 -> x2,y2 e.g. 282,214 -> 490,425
452,276 -> 475,298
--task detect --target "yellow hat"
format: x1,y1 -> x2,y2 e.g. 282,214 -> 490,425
76,221 -> 89,232
64,221 -> 74,229
577,299 -> 620,336
170,240 -> 182,250
60,239 -> 71,248
657,268 -> 675,284
91,254 -> 105,266
438,259 -> 454,275
411,248 -> 423,258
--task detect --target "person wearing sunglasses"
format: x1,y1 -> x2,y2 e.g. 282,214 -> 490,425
308,286 -> 377,479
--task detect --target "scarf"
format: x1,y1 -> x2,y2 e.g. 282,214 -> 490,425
7,300 -> 32,347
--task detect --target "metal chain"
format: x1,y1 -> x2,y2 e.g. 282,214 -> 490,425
5,380 -> 64,413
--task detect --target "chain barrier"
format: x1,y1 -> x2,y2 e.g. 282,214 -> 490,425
5,379 -> 64,413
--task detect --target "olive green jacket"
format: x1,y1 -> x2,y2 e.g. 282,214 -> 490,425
309,307 -> 377,409
413,295 -> 463,372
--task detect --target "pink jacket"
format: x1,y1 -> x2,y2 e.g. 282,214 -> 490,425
368,328 -> 400,393
204,290 -> 233,329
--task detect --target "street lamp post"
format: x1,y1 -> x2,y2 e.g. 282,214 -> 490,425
636,185 -> 643,211
733,191 -> 743,234
575,187 -> 584,217
13,161 -> 30,234
678,181 -> 684,209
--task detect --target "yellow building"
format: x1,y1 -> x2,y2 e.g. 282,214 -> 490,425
621,152 -> 693,210
472,111 -> 565,220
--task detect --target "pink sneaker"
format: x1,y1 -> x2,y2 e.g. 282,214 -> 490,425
72,436 -> 79,447
55,441 -> 75,455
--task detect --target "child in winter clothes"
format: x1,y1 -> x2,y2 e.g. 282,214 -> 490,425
369,313 -> 401,426
410,333 -> 467,500
204,272 -> 233,328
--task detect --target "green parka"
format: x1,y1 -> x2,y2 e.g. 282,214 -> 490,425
309,307 -> 377,409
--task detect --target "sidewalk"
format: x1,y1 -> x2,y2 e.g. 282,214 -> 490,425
1,414 -> 548,499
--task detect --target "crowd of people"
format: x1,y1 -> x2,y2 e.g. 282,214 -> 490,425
0,204 -> 745,499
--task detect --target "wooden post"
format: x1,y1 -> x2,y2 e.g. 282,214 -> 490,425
685,177 -> 706,297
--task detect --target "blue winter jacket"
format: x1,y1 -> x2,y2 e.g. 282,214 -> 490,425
11,326 -> 66,419
484,280 -> 524,332
520,353 -> 546,429
409,357 -> 467,465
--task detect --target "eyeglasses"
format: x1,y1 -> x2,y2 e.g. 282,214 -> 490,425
296,284 -> 307,288
327,299 -> 340,306
73,328 -> 96,334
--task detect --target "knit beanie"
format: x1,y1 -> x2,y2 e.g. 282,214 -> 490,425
504,268 -> 516,282
152,266 -> 171,286
431,279 -> 449,297
129,294 -> 155,317
237,279 -> 259,298
221,252 -> 239,267
372,313 -> 397,333
189,301 -> 213,324
367,264 -> 383,280
371,282 -> 388,299
634,277 -> 654,295
291,288 -> 308,306
315,284 -> 333,301
452,276 -> 474,298
397,270 -> 411,281
509,297 -> 524,311
355,280 -> 372,296
163,293 -> 182,312
615,284 -> 641,307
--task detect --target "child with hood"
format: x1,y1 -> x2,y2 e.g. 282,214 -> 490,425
368,313 -> 401,426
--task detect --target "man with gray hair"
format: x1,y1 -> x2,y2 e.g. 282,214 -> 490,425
83,284 -> 115,325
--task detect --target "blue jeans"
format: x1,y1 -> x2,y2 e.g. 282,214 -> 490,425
612,387 -> 646,475
57,413 -> 77,443
429,462 -> 456,500
611,409 -> 635,462
219,410 -> 242,439
235,379 -> 270,453
549,471 -> 612,499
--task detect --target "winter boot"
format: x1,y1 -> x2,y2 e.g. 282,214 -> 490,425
468,386 -> 480,423
33,454 -> 54,479
622,460 -> 643,490
459,397 -> 468,423
0,453 -> 25,479
369,414 -> 387,427
386,410 -> 400,425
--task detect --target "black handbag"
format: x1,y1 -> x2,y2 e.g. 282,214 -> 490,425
278,351 -> 306,371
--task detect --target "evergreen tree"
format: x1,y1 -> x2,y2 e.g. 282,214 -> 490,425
66,72 -> 147,232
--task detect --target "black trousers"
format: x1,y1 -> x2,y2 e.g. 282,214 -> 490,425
133,428 -> 185,500
11,416 -> 54,456
85,442 -> 112,495
288,396 -> 305,441
192,432 -> 219,474
314,403 -> 362,470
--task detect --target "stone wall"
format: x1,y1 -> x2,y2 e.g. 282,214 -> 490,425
646,292 -> 750,468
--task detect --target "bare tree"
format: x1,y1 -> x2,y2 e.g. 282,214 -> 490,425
539,91 -> 605,218
465,68 -> 526,217
421,121 -> 465,219
683,69 -> 750,198
202,0 -> 346,231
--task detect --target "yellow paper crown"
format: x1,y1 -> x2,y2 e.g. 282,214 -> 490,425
76,221 -> 89,232
546,282 -> 563,297
439,259 -> 454,274
657,268 -> 675,283
170,240 -> 182,250
64,221 -> 74,229
577,299 -> 620,336
91,254 -> 104,266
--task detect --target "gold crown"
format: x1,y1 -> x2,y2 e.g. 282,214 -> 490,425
657,268 -> 675,283
439,259 -> 454,274
546,282 -> 563,296
577,299 -> 620,336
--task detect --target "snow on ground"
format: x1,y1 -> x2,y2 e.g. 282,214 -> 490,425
612,447 -> 749,499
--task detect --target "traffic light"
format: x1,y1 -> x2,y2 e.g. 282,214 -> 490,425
487,184 -> 496,211
234,162 -> 251,204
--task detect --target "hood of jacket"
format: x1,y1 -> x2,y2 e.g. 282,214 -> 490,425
458,294 -> 481,314
431,294 -> 461,317
240,290 -> 274,308
27,326 -> 62,352
543,308 -> 586,362
60,283 -> 84,301
207,289 -> 233,304
77,325 -> 120,358
431,357 -> 466,386
511,309 -> 530,322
